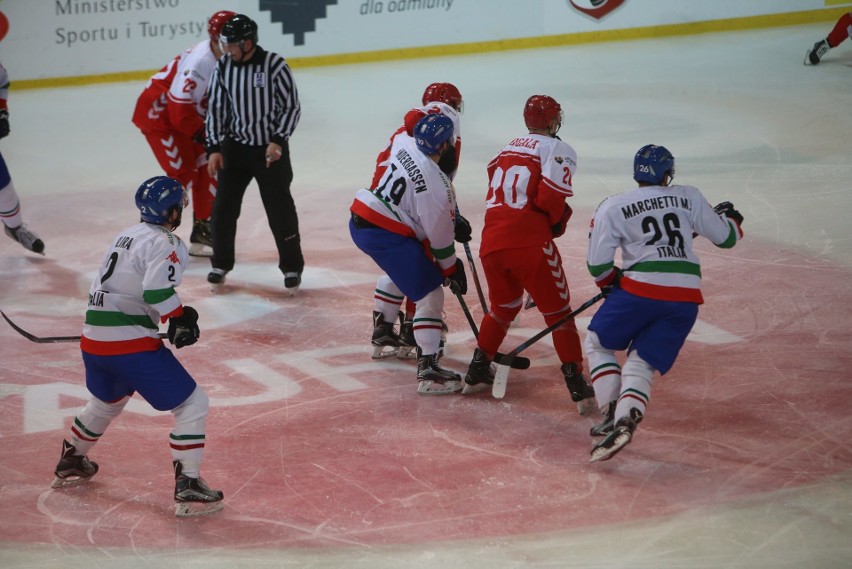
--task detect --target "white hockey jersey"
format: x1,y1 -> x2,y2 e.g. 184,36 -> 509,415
351,134 -> 459,275
587,184 -> 743,303
81,223 -> 189,355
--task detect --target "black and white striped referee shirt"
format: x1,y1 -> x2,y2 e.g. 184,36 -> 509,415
205,46 -> 301,151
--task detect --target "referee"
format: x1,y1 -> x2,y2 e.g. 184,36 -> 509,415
205,14 -> 304,294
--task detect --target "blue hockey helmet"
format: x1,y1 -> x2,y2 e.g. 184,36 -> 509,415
135,176 -> 186,224
633,144 -> 675,185
413,114 -> 455,155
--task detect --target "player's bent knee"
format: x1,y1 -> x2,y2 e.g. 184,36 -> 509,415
172,386 -> 209,425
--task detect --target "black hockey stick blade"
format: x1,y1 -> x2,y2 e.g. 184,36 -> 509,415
495,352 -> 530,370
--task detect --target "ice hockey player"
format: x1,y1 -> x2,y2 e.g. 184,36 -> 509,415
51,176 -> 224,518
585,145 -> 744,462
132,10 -> 236,256
368,82 -> 469,360
804,11 -> 851,65
350,114 -> 468,395
1,61 -> 44,254
462,95 -> 594,415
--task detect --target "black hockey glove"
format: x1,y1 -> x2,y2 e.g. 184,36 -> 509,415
168,306 -> 200,349
454,214 -> 472,243
600,267 -> 621,298
445,259 -> 468,295
713,201 -> 744,225
0,110 -> 9,139
551,204 -> 573,238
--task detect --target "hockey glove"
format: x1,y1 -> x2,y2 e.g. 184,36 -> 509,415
713,201 -> 744,225
551,204 -> 573,238
445,258 -> 468,295
599,267 -> 621,297
168,306 -> 200,349
454,214 -> 472,243
0,110 -> 9,139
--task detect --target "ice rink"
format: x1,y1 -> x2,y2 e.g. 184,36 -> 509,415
2,21 -> 852,569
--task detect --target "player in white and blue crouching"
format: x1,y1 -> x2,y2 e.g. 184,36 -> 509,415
585,145 -> 744,462
51,176 -> 223,517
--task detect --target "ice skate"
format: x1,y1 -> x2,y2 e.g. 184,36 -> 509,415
188,219 -> 213,257
207,268 -> 227,292
4,223 -> 44,254
51,440 -> 98,488
284,272 -> 301,296
590,401 -> 616,437
804,39 -> 829,65
590,409 -> 643,463
462,347 -> 494,395
562,362 -> 596,416
371,311 -> 400,359
173,461 -> 224,518
416,352 -> 463,395
396,314 -> 417,359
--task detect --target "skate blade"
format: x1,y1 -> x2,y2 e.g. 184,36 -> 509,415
395,346 -> 417,360
372,345 -> 400,359
188,243 -> 213,257
51,475 -> 93,489
417,379 -> 463,395
576,397 -> 596,417
461,381 -> 491,395
175,500 -> 224,518
284,287 -> 300,297
589,432 -> 632,463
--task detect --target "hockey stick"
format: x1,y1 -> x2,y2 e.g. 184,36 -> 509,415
464,241 -> 488,315
1,309 -> 167,344
453,292 -> 530,370
491,292 -> 604,399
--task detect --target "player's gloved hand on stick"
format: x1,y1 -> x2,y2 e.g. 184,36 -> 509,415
0,110 -> 9,139
713,201 -> 744,225
454,214 -> 472,243
445,258 -> 468,295
168,306 -> 200,348
551,204 -> 573,238
600,267 -> 621,298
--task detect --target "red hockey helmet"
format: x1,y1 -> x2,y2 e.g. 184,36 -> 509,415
421,82 -> 464,113
208,10 -> 236,42
524,95 -> 562,133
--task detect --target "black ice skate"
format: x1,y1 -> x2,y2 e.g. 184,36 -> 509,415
396,314 -> 417,360
562,362 -> 596,416
416,352 -> 463,395
51,440 -> 98,488
4,223 -> 44,254
371,311 -> 401,359
805,39 -> 830,65
173,461 -> 224,518
189,219 -> 213,257
284,271 -> 302,296
207,268 -> 228,292
462,347 -> 495,395
590,401 -> 616,437
589,409 -> 643,463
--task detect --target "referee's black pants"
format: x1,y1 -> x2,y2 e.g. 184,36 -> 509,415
210,140 -> 304,276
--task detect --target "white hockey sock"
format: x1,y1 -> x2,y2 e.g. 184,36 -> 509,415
170,387 -> 210,478
412,287 -> 444,356
584,331 -> 621,411
374,275 -> 404,322
0,181 -> 24,228
615,351 -> 655,424
70,396 -> 130,456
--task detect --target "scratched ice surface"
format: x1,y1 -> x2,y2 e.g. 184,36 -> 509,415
1,23 -> 851,569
